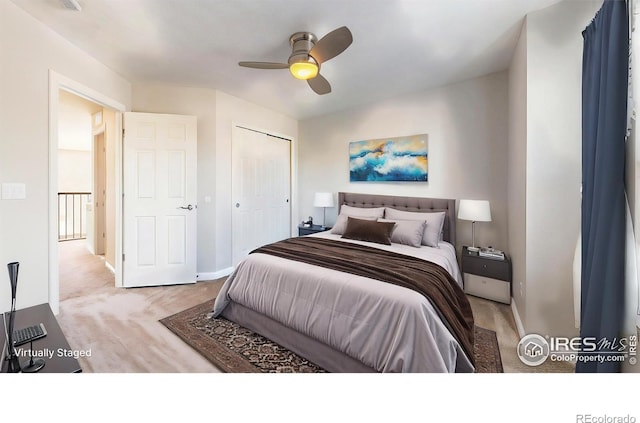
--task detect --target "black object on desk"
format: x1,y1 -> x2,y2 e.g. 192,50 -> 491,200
13,323 -> 47,346
2,304 -> 82,373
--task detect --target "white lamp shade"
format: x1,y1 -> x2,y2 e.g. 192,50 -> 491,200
458,199 -> 492,222
314,192 -> 334,208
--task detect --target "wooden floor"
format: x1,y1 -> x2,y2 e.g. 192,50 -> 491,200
57,239 -> 573,373
57,240 -> 223,372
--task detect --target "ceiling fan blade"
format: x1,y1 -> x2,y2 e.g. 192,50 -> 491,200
238,61 -> 289,69
309,26 -> 353,64
308,74 -> 331,95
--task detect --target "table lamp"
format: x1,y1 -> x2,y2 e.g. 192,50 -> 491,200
313,192 -> 334,229
458,199 -> 491,252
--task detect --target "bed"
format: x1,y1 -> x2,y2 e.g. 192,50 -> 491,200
212,192 -> 475,373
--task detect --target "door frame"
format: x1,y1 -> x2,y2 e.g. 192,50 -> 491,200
93,129 -> 106,256
48,70 -> 126,314
230,122 -> 296,266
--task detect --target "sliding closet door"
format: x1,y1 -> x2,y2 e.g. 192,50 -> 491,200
232,126 -> 291,266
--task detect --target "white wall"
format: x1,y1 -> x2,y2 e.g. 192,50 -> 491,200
58,150 -> 92,192
298,72 -> 509,252
507,0 -> 603,338
508,21 -> 528,330
0,0 -> 131,312
57,90 -> 100,194
58,90 -> 101,150
623,1 -> 639,374
131,85 -> 298,276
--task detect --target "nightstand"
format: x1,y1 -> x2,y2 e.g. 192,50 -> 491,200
298,224 -> 331,236
461,246 -> 512,304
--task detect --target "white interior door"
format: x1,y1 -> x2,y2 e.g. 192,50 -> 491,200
232,126 -> 291,266
123,112 -> 197,287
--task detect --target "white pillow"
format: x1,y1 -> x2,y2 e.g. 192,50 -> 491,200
384,208 -> 445,248
339,204 -> 385,219
331,215 -> 378,235
378,218 -> 426,248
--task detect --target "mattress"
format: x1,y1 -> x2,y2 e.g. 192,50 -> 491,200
212,232 -> 473,373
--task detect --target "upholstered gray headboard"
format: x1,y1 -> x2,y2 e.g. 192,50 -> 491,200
338,192 -> 456,245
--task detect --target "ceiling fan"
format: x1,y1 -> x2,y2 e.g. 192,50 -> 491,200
239,26 -> 353,95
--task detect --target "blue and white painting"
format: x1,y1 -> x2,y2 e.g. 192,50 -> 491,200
349,134 -> 428,182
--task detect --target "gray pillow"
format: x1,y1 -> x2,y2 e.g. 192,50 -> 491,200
378,218 -> 426,248
331,215 -> 377,235
339,204 -> 385,218
384,208 -> 445,248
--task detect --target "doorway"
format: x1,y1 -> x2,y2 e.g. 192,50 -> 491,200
56,90 -> 117,303
48,70 -> 126,314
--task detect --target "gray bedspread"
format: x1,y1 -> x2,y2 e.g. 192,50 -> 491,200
212,235 -> 475,373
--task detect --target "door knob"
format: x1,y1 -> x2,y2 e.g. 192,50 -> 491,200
235,203 -> 240,208
177,205 -> 194,210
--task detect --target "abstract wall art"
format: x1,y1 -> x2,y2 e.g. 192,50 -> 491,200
349,134 -> 428,182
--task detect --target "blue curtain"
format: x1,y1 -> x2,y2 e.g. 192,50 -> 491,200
579,0 -> 629,373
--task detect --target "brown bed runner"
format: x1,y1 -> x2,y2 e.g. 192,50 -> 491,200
251,237 -> 475,367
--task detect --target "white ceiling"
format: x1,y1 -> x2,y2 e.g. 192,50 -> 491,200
11,0 -> 562,120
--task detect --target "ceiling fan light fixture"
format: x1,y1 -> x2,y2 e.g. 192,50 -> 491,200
239,26 -> 352,94
289,59 -> 318,80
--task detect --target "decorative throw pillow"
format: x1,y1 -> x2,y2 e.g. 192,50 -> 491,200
341,217 -> 396,245
378,218 -> 426,248
339,204 -> 385,219
384,208 -> 446,248
331,215 -> 378,235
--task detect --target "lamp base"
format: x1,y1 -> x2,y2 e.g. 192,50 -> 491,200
21,358 -> 45,373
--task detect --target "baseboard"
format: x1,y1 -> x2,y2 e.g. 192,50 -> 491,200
197,267 -> 234,281
510,298 -> 526,338
104,260 -> 115,274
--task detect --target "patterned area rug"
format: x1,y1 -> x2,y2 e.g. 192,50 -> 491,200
160,299 -> 503,373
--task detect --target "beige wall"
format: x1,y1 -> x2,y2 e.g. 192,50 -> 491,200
0,0 -> 131,312
58,90 -> 102,150
507,21 -> 528,331
298,72 -> 510,253
507,0 -> 603,338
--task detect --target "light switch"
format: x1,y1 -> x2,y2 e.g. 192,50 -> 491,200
1,183 -> 26,200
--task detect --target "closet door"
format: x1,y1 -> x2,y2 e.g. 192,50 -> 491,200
231,126 -> 291,266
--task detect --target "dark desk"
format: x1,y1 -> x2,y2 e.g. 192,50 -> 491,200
2,303 -> 82,373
